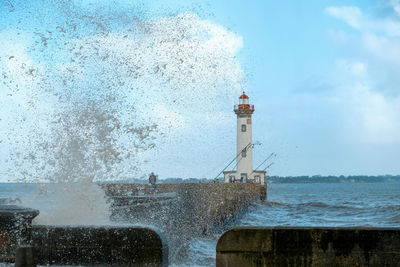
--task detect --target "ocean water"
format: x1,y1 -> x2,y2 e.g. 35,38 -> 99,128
179,182 -> 400,266
1,182 -> 400,266
242,182 -> 400,227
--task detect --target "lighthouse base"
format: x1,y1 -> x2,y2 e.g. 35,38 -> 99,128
223,170 -> 266,185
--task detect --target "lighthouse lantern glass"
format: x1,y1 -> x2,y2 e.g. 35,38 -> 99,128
240,98 -> 249,105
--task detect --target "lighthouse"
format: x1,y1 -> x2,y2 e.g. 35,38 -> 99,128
223,92 -> 266,184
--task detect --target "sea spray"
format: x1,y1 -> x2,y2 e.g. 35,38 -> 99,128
27,182 -> 110,225
0,1 -> 245,225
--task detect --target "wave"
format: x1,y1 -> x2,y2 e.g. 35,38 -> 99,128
297,201 -> 359,210
264,201 -> 368,213
374,204 -> 400,212
389,214 -> 400,223
264,200 -> 400,215
264,201 -> 286,206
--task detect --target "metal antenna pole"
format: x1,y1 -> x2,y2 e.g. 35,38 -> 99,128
250,153 -> 276,175
262,162 -> 274,172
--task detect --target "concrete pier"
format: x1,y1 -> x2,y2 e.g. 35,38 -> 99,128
1,183 -> 265,265
29,225 -> 168,266
216,226 -> 400,267
1,205 -> 169,266
0,205 -> 39,262
105,183 -> 266,262
104,183 -> 266,235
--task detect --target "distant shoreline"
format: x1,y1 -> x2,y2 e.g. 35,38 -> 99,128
266,175 -> 400,184
1,175 -> 399,184
106,175 -> 400,184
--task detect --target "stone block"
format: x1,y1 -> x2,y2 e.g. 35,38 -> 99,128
106,183 -> 266,261
0,205 -> 39,262
31,225 -> 168,266
216,227 -> 400,267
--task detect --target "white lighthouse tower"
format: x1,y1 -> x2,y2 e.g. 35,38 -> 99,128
223,92 -> 266,184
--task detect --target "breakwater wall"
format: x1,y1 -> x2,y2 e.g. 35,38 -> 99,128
1,183 -> 265,264
26,225 -> 168,266
104,183 -> 266,235
1,207 -> 169,266
216,226 -> 400,267
104,183 -> 266,261
0,205 -> 39,262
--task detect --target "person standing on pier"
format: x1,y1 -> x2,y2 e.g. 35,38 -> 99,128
149,172 -> 157,191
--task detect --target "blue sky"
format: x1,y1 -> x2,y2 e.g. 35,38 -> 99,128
1,0 -> 400,181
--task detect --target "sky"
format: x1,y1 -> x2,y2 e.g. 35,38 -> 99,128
1,0 -> 400,181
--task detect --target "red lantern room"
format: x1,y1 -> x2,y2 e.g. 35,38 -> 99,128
235,91 -> 254,111
239,91 -> 249,104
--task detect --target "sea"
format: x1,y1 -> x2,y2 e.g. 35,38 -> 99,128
179,182 -> 400,266
1,181 -> 400,266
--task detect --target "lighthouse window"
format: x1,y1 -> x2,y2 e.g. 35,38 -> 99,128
241,124 -> 246,132
241,150 -> 247,157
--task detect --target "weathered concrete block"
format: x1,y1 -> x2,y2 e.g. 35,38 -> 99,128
15,246 -> 35,267
216,227 -> 400,267
106,183 -> 266,236
106,183 -> 266,262
259,186 -> 267,201
31,225 -> 168,266
0,205 -> 39,262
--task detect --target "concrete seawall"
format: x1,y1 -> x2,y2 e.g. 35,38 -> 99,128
104,183 -> 266,235
216,226 -> 400,267
0,205 -> 39,262
104,183 -> 266,261
29,225 -> 168,266
1,183 -> 265,264
1,207 -> 169,266
177,183 -> 266,235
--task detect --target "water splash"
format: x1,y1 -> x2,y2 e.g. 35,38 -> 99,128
0,1 -> 245,225
27,182 -> 111,225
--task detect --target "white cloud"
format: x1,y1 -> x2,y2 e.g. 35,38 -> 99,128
333,60 -> 400,144
326,5 -> 400,37
336,60 -> 366,78
328,29 -> 350,43
355,91 -> 400,144
360,33 -> 400,66
326,4 -> 400,144
326,6 -> 363,29
349,85 -> 400,145
391,0 -> 400,16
